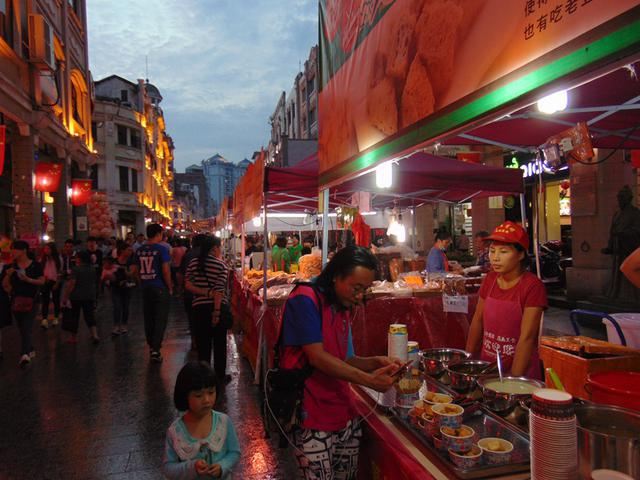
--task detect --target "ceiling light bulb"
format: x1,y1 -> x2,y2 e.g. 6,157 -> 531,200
376,161 -> 393,189
537,90 -> 568,114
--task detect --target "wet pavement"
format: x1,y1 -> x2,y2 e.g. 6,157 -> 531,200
0,292 -> 298,480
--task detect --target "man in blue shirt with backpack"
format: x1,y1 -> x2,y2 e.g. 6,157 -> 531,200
131,223 -> 173,363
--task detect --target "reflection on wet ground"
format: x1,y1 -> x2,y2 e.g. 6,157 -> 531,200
0,292 -> 298,479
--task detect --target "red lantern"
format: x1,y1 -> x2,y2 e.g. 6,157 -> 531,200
34,162 -> 63,192
0,125 -> 6,177
560,180 -> 570,191
70,179 -> 92,206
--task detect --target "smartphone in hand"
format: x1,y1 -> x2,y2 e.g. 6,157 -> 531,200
391,360 -> 414,378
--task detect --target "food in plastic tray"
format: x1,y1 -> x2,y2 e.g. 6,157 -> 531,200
444,274 -> 467,296
260,284 -> 296,301
399,271 -> 424,287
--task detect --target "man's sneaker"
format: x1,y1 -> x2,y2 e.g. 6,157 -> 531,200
28,351 -> 36,359
40,319 -> 48,329
150,351 -> 163,363
19,354 -> 30,367
51,317 -> 59,326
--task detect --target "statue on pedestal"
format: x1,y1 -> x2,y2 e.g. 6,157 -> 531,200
602,185 -> 640,301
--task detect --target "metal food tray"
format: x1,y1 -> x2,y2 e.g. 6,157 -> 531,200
393,402 -> 531,479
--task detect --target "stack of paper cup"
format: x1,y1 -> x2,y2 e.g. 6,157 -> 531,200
529,388 -> 578,479
388,324 -> 408,362
407,341 -> 420,368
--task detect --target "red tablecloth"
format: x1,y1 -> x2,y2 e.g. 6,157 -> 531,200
354,388 -> 442,479
232,274 -> 478,373
351,295 -> 478,357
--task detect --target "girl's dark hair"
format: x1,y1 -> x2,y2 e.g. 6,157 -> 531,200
116,240 -> 129,255
43,242 -> 61,271
173,362 -> 217,411
276,236 -> 287,248
198,235 -> 215,272
315,245 -> 378,306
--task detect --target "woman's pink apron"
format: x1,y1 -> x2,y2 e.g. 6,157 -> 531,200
479,277 -> 541,379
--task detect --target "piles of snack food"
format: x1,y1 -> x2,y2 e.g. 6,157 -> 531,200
244,269 -> 295,293
298,254 -> 322,279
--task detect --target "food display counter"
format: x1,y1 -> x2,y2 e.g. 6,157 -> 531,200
353,386 -> 531,480
232,272 -> 479,373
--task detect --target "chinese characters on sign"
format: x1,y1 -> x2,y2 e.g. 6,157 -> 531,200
483,331 -> 517,357
443,295 -> 469,314
524,0 -> 594,40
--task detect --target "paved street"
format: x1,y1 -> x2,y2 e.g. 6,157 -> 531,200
0,293 -> 297,480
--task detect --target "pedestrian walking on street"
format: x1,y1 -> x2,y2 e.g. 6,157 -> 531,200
108,241 -> 135,336
0,259 -> 13,359
180,234 -> 205,353
38,242 -> 62,328
163,362 -> 240,479
61,251 -> 100,344
185,236 -> 232,382
131,223 -> 173,363
1,241 -> 45,366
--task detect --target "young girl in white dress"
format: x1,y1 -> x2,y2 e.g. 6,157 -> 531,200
163,362 -> 240,479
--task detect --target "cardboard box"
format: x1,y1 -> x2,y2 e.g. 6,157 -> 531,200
539,344 -> 640,400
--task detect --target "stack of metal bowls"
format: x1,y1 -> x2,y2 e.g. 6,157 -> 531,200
418,348 -> 470,378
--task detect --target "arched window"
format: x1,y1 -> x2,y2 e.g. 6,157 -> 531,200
70,69 -> 88,129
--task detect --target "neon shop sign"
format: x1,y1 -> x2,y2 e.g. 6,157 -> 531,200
506,157 -> 553,179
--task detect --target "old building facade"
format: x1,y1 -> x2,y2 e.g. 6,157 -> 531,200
93,75 -> 174,237
0,0 -> 94,243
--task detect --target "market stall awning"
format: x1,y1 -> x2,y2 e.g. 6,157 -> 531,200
331,151 -> 524,208
443,63 -> 640,151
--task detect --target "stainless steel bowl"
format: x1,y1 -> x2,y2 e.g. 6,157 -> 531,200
446,360 -> 491,393
477,376 -> 544,415
418,348 -> 471,378
576,403 -> 640,479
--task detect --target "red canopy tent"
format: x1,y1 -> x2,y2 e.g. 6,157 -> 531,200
442,63 -> 640,151
330,151 -> 524,209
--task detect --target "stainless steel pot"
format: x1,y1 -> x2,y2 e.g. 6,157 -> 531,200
476,375 -> 544,416
576,403 -> 640,479
446,360 -> 491,393
418,348 -> 470,378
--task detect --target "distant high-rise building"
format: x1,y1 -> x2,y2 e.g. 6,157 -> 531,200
201,154 -> 250,215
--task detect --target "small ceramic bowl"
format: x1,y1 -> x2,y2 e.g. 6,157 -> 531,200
440,425 -> 475,453
422,390 -> 454,405
418,412 -> 438,438
478,437 -> 514,465
431,403 -> 464,428
448,444 -> 482,469
432,433 -> 447,452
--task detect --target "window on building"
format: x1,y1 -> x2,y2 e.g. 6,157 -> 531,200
68,0 -> 82,16
71,83 -> 82,125
119,166 -> 129,191
91,122 -> 98,142
307,77 -> 315,94
89,164 -> 99,189
120,90 -> 128,102
131,169 -> 138,192
70,70 -> 89,129
117,125 -> 128,146
0,0 -> 14,47
130,129 -> 141,149
309,107 -> 317,127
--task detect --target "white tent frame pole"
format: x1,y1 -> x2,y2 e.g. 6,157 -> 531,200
322,189 -> 329,267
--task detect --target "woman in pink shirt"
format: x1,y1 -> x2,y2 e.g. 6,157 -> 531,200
39,242 -> 62,328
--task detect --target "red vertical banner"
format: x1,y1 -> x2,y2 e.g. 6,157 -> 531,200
70,179 -> 92,206
34,162 -> 63,192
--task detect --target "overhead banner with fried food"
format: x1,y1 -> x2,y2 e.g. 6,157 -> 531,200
318,0 -> 640,183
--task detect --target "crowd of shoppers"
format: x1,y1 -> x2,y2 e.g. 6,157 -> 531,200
0,224 -> 232,377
